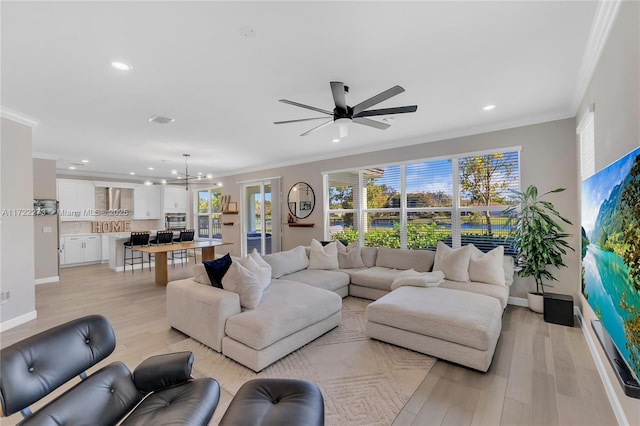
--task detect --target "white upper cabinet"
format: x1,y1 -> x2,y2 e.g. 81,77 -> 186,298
133,185 -> 161,219
162,186 -> 189,213
57,179 -> 95,221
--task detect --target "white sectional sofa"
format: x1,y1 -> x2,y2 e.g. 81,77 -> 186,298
167,241 -> 514,372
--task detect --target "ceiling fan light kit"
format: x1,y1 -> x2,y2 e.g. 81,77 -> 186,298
274,81 -> 418,138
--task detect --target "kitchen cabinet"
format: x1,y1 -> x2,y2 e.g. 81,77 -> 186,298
57,179 -> 95,221
101,235 -> 109,262
61,235 -> 101,265
162,186 -> 189,213
133,186 -> 161,219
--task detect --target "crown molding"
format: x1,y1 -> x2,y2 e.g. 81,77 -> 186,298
33,152 -> 61,160
0,107 -> 40,128
570,0 -> 622,113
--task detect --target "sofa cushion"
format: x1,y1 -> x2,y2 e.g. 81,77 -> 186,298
263,246 -> 309,278
375,247 -> 435,272
280,269 -> 349,293
224,281 -> 342,350
360,247 -> 378,267
503,255 -> 515,287
390,270 -> 445,290
433,242 -> 471,282
468,245 -> 505,287
351,266 -> 404,291
203,253 -> 233,288
366,286 -> 502,351
308,239 -> 339,270
222,254 -> 271,309
440,279 -> 509,309
336,242 -> 366,269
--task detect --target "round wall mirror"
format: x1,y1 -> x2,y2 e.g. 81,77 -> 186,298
287,182 -> 315,219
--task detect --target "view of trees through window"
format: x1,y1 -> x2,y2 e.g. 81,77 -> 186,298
196,188 -> 222,239
326,150 -> 520,252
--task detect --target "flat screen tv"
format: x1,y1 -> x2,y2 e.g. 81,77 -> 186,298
581,146 -> 640,398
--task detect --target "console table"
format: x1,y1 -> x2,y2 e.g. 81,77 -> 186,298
136,241 -> 232,286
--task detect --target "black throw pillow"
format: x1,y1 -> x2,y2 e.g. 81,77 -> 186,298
203,253 -> 232,288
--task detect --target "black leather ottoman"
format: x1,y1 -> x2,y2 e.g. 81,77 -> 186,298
220,378 -> 324,426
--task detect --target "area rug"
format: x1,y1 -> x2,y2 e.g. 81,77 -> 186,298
169,297 -> 436,426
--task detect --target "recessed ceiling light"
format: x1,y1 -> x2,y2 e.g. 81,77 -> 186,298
483,105 -> 496,111
171,169 -> 178,175
160,179 -> 167,184
144,180 -> 153,186
148,167 -> 154,170
111,61 -> 132,71
129,172 -> 135,175
81,159 -> 89,163
206,174 -> 213,179
332,138 -> 340,143
69,166 -> 76,170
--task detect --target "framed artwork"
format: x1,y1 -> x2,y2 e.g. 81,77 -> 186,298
34,199 -> 57,215
226,201 -> 238,212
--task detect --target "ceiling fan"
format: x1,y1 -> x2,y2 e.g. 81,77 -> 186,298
274,82 -> 418,138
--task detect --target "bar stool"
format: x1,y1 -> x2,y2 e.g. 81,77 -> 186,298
173,229 -> 195,265
150,230 -> 174,264
123,231 -> 150,273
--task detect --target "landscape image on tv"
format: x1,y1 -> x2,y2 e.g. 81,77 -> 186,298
581,146 -> 640,382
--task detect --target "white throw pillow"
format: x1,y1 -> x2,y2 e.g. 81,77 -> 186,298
248,249 -> 272,286
433,242 -> 472,282
390,269 -> 445,290
468,245 -> 506,287
262,246 -> 309,278
308,239 -> 339,270
222,254 -> 271,309
336,242 -> 365,269
193,264 -> 211,285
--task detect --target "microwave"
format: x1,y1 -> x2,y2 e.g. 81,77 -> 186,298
165,213 -> 187,230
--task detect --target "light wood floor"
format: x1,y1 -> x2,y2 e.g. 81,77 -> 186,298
1,263 -> 618,426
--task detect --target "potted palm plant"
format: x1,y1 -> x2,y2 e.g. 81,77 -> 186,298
506,185 -> 574,313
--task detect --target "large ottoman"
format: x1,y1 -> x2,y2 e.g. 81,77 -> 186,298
365,286 -> 502,372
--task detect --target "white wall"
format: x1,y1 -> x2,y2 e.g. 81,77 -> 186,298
577,1 -> 640,424
0,117 -> 36,329
33,158 -> 59,282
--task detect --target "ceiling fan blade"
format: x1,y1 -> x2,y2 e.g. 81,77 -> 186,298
274,117 -> 331,125
354,105 -> 418,118
330,81 -> 347,111
279,99 -> 333,116
300,119 -> 333,136
352,85 -> 405,116
353,117 -> 390,130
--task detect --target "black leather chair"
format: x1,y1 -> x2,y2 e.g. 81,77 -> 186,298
123,231 -> 151,273
173,229 -> 195,265
0,315 -> 220,425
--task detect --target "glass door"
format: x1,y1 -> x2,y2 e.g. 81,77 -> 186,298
242,179 -> 280,255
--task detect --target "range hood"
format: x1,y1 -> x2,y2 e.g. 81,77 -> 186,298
107,188 -> 122,210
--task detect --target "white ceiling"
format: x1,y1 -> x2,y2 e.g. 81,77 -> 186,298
2,1 -> 600,182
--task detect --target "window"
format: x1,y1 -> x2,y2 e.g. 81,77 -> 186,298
196,188 -> 222,239
325,147 -> 520,253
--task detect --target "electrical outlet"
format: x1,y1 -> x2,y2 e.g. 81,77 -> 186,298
0,291 -> 10,305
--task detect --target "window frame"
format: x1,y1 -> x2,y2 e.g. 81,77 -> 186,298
195,187 -> 222,240
323,146 -> 521,250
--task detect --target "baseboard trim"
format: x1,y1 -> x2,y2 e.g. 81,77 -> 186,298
0,310 -> 37,332
34,276 -> 59,285
507,296 -> 527,307
576,308 -> 629,426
